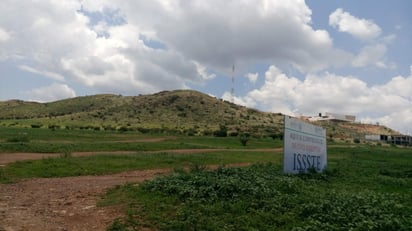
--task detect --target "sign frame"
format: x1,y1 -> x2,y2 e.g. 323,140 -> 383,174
283,116 -> 327,174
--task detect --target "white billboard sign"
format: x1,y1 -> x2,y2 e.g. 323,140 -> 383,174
283,116 -> 327,174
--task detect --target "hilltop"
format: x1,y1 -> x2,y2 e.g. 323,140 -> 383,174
0,90 -> 400,139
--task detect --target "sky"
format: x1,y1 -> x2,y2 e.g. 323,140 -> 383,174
1,0 -> 412,134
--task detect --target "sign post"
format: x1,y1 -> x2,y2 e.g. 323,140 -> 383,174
283,116 -> 327,174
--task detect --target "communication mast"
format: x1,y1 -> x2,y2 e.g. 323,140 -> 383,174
231,64 -> 235,103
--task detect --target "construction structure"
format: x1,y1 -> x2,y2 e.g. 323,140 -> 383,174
231,64 -> 235,103
307,112 -> 356,123
365,134 -> 412,146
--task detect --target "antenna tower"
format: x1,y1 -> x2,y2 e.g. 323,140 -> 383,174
231,64 -> 235,103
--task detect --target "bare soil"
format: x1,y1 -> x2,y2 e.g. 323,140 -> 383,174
0,169 -> 170,231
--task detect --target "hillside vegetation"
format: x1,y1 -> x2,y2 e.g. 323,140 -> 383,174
0,90 -> 400,139
0,90 -> 282,136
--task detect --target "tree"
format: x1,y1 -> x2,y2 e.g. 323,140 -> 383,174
213,125 -> 228,137
239,133 -> 250,146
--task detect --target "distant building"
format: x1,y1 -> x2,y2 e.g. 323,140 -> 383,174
365,134 -> 412,146
365,134 -> 389,141
307,112 -> 356,123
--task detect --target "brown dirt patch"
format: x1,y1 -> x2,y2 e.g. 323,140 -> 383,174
0,153 -> 58,166
0,169 -> 170,231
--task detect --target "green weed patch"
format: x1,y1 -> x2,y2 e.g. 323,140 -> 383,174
105,164 -> 412,231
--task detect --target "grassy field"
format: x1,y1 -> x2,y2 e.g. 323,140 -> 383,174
0,150 -> 282,182
0,126 -> 282,183
1,127 -> 411,230
0,127 -> 282,153
101,146 -> 412,231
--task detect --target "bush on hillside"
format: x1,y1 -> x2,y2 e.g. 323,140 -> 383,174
239,133 -> 250,146
213,125 -> 227,137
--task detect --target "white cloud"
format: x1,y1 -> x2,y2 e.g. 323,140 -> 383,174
27,83 -> 76,102
327,7 -> 395,70
0,1 -> 212,96
221,91 -> 256,108
351,34 -> 396,69
0,27 -> 10,42
245,73 -> 259,84
18,65 -> 65,82
240,65 -> 412,133
376,67 -> 412,100
119,0 -> 351,72
0,0 -> 355,97
194,62 -> 217,80
352,44 -> 387,67
329,8 -> 381,41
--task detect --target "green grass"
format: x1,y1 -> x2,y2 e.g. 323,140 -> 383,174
0,126 -> 158,143
0,140 -> 207,153
100,146 -> 412,231
0,150 -> 282,183
0,127 -> 282,153
182,136 -> 283,149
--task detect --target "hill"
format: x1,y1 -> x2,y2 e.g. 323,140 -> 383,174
0,90 -> 400,139
0,90 -> 283,136
312,120 -> 400,141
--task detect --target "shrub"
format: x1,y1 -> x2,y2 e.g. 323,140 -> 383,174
270,133 -> 284,140
213,125 -> 227,137
213,130 -> 227,137
239,133 -> 250,146
31,124 -> 42,128
118,126 -> 129,132
186,128 -> 196,136
239,137 -> 249,146
202,130 -> 213,136
137,127 -> 151,134
48,124 -> 60,130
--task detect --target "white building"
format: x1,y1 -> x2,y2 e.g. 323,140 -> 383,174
308,112 -> 356,123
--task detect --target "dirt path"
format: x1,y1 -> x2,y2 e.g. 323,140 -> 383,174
0,169 -> 171,231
